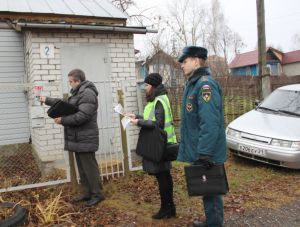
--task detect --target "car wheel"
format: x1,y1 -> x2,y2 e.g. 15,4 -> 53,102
0,202 -> 28,227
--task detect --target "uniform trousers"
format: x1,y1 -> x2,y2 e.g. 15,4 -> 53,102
203,195 -> 224,227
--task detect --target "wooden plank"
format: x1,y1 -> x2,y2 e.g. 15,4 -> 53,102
0,13 -> 126,26
0,56 -> 24,62
0,67 -> 25,73
0,127 -> 29,135
0,108 -> 28,114
0,102 -> 27,109
0,138 -> 29,146
0,116 -> 28,125
0,52 -> 24,57
0,41 -> 23,47
0,97 -> 26,104
0,122 -> 29,130
0,61 -> 25,67
0,36 -> 22,42
0,132 -> 30,140
0,78 -> 23,83
0,30 -> 20,37
0,92 -> 24,98
0,45 -> 23,53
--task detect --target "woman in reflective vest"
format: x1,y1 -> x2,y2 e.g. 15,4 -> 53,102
129,73 -> 177,219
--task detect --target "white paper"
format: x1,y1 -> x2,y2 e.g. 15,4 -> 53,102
121,116 -> 131,130
114,103 -> 125,116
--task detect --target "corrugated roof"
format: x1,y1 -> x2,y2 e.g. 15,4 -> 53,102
0,0 -> 128,19
282,50 -> 300,64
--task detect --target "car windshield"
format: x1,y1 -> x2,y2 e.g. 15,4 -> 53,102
258,89 -> 300,116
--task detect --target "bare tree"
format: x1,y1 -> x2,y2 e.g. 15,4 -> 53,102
111,0 -> 134,12
111,0 -> 154,26
164,0 -> 208,49
207,0 -> 224,55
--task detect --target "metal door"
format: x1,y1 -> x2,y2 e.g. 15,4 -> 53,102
61,45 -> 124,178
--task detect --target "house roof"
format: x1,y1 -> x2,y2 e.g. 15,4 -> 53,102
146,50 -> 181,69
282,50 -> 300,64
229,50 -> 258,69
229,48 -> 300,69
0,0 -> 128,19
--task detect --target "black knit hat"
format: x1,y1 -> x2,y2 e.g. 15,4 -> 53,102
178,46 -> 208,63
144,73 -> 162,87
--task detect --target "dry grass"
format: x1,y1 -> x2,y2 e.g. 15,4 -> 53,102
34,190 -> 75,225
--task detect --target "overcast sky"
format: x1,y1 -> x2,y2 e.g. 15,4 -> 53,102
132,0 -> 300,55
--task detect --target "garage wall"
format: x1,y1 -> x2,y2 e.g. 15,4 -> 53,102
24,30 -> 139,164
0,28 -> 30,145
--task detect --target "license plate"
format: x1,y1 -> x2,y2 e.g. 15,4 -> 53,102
238,145 -> 266,157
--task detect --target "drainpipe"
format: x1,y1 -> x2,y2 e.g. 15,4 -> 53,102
15,22 -> 157,34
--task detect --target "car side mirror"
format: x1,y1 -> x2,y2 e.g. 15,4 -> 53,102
254,99 -> 261,106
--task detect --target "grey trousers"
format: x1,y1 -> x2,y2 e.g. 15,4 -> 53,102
75,152 -> 102,198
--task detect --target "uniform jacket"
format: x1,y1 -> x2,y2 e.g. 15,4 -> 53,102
137,84 -> 171,174
45,80 -> 99,153
177,67 -> 227,164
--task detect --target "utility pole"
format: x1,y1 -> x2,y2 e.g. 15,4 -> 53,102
256,0 -> 271,99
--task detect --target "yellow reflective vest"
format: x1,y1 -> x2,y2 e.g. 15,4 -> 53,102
143,94 -> 177,144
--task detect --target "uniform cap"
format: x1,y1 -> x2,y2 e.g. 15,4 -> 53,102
178,46 -> 208,63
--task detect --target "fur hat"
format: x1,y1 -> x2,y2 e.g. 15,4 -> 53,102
144,73 -> 162,87
178,46 -> 208,63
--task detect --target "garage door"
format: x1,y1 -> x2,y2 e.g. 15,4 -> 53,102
0,29 -> 30,145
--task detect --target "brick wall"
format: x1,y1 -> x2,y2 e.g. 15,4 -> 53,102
24,30 -> 138,163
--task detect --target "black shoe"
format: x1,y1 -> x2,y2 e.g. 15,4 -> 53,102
170,205 -> 176,216
85,195 -> 105,207
71,194 -> 90,203
192,220 -> 208,227
152,206 -> 176,219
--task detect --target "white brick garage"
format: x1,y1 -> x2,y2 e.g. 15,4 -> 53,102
0,0 -> 156,188
23,30 -> 137,175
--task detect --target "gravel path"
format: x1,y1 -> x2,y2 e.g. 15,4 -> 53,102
225,199 -> 300,227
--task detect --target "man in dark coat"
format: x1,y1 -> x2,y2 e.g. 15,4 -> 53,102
40,69 -> 104,207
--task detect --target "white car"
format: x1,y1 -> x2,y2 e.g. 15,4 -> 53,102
226,84 -> 300,169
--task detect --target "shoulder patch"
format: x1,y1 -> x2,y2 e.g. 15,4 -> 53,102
201,84 -> 212,102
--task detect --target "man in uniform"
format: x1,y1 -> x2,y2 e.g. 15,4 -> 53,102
177,46 -> 227,227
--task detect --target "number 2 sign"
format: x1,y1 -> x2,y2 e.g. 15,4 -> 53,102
40,44 -> 54,58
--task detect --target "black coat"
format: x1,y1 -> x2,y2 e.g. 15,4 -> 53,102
45,80 -> 99,153
137,84 -> 171,174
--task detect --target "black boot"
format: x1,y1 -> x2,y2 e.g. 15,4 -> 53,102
152,203 -> 176,219
170,203 -> 176,217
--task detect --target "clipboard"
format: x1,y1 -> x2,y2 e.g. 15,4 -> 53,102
47,100 -> 78,118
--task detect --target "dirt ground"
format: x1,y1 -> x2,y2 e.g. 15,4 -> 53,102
225,199 -> 300,227
1,156 -> 300,226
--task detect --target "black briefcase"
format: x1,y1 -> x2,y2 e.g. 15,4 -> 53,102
47,100 -> 78,119
184,164 -> 229,196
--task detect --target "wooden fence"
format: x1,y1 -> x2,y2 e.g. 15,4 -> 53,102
167,75 -> 300,139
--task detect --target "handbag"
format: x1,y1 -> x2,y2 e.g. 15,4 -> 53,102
47,100 -> 78,118
163,143 -> 180,161
136,126 -> 167,162
184,164 -> 229,196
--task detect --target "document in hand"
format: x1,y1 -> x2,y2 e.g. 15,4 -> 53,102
47,100 -> 78,118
